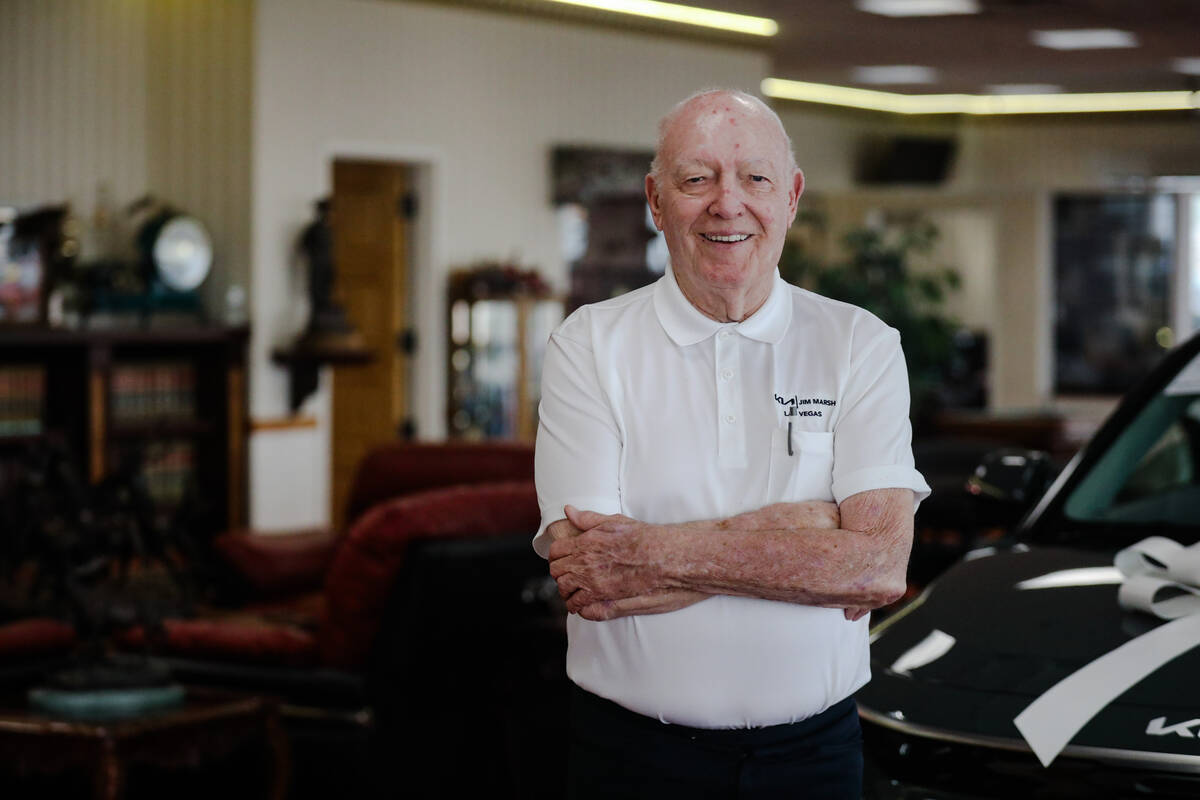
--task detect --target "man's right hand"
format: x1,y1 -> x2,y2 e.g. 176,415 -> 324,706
546,507 -> 708,620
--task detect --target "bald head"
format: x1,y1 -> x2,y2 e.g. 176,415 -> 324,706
643,87 -> 805,323
649,89 -> 796,182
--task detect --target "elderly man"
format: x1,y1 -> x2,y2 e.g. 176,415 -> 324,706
534,89 -> 930,799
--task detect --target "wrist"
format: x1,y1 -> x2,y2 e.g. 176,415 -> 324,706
650,522 -> 694,590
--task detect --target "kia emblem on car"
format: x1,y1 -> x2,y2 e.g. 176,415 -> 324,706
1146,717 -> 1200,738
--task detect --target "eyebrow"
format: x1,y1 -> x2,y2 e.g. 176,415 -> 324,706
671,158 -> 777,174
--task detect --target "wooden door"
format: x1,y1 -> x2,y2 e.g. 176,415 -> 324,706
330,160 -> 412,527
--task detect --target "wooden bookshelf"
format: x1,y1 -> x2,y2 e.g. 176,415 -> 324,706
0,325 -> 249,531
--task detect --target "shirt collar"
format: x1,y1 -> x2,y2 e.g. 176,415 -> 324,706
653,265 -> 792,347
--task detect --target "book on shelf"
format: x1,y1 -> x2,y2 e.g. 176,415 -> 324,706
110,361 -> 196,426
110,439 -> 194,510
145,439 -> 194,509
0,365 -> 45,437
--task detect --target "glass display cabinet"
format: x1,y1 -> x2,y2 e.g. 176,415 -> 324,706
446,265 -> 561,441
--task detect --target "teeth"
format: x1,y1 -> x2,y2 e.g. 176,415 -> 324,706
703,234 -> 750,243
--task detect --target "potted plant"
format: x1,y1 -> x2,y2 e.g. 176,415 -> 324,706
780,211 -> 962,433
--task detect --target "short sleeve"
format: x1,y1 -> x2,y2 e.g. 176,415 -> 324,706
532,329 -> 623,557
831,326 -> 931,510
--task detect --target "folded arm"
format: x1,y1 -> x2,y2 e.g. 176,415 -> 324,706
547,488 -> 913,621
544,499 -> 844,618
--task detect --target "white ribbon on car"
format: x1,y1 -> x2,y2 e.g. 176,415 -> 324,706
1014,537 -> 1200,767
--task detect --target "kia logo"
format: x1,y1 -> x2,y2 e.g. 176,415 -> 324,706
1146,717 -> 1200,737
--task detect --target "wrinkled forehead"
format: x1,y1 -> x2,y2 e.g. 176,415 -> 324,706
660,94 -> 790,171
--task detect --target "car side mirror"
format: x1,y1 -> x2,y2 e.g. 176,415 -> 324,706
965,448 -> 1056,521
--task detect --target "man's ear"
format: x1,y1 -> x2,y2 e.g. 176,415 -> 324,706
645,174 -> 664,231
788,169 -> 805,224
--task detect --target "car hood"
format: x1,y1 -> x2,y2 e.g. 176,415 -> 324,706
860,545 -> 1200,765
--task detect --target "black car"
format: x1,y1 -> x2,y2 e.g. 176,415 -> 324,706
861,331 -> 1200,799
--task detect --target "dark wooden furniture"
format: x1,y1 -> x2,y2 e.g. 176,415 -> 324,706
0,325 -> 249,529
931,409 -> 1072,460
0,687 -> 288,799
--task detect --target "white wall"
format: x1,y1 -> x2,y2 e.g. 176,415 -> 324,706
248,0 -> 769,528
1,0 -> 149,215
0,0 -> 253,317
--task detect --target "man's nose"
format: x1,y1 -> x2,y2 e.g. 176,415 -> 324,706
707,178 -> 745,218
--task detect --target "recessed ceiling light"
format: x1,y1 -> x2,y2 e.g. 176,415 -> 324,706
1153,176 -> 1200,192
985,84 -> 1063,95
761,77 -> 1200,115
851,65 -> 939,85
1172,57 -> 1200,76
856,0 -> 979,17
542,0 -> 778,36
1031,29 -> 1138,50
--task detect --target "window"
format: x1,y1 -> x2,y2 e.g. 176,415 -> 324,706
1064,360 -> 1200,527
1054,193 -> 1177,395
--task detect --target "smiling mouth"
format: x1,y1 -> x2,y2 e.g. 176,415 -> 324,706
701,233 -> 751,243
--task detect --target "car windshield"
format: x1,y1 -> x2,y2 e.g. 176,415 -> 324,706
1063,350 -> 1200,528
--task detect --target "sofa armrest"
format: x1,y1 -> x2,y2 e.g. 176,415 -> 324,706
320,480 -> 540,668
213,527 -> 339,598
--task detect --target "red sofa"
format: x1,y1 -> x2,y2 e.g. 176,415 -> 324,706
117,441 -> 567,798
117,441 -> 538,664
213,440 -> 537,602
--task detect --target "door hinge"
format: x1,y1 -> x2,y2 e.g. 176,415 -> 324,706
397,417 -> 416,440
397,328 -> 418,355
399,193 -> 418,220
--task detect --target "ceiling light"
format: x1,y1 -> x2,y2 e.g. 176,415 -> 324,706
1153,176 -> 1200,192
856,0 -> 979,17
1173,57 -> 1200,76
851,65 -> 939,85
762,77 -> 1200,115
543,0 -> 778,36
1031,28 -> 1138,50
985,84 -> 1063,95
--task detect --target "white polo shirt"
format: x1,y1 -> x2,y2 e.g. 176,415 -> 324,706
533,266 -> 930,729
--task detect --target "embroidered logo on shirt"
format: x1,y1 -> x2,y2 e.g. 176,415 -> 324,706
774,393 -> 836,418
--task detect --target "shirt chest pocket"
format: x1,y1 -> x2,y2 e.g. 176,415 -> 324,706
767,429 -> 834,503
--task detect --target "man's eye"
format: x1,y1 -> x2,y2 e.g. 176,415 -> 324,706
685,176 -> 706,184
749,175 -> 768,183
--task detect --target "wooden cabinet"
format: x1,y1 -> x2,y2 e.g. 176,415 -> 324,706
0,326 -> 249,532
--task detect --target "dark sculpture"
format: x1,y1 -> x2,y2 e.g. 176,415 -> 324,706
0,439 -> 205,693
299,199 -> 337,322
274,198 -> 371,412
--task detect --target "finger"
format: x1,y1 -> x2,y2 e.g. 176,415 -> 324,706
579,601 -> 615,622
556,573 -> 580,600
567,590 -> 597,615
547,555 -> 574,578
547,538 -> 577,563
564,505 -> 613,532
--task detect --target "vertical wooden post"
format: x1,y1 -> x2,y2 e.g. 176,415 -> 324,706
516,295 -> 532,441
88,344 -> 109,483
227,363 -> 246,528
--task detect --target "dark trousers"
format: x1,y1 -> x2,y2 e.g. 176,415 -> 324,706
568,686 -> 863,800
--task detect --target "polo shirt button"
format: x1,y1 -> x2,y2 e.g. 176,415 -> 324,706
724,414 -> 736,424
721,368 -> 734,380
719,330 -> 732,339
